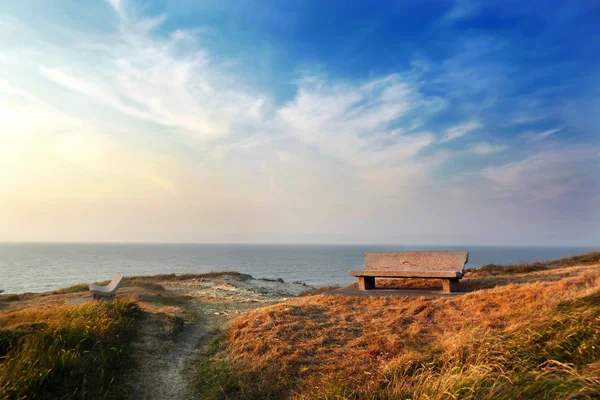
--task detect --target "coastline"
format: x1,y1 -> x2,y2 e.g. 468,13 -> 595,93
2,243 -> 599,294
1,253 -> 599,399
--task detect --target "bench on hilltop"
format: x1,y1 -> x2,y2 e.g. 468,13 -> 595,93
89,274 -> 125,300
349,251 -> 469,293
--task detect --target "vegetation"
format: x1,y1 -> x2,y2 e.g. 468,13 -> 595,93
0,299 -> 139,399
129,271 -> 254,282
0,294 -> 21,302
298,286 -> 341,297
1,252 -> 598,399
50,284 -> 90,295
192,260 -> 600,399
474,251 -> 600,275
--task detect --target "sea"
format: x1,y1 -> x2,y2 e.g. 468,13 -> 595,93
0,243 -> 598,294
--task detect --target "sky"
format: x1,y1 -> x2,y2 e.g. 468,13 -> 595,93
0,0 -> 599,245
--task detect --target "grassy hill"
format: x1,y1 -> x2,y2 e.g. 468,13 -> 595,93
193,254 -> 600,399
0,253 -> 598,399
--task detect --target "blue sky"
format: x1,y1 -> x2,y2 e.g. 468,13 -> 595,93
0,0 -> 598,245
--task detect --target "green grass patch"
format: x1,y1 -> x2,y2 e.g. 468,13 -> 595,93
129,271 -> 254,282
298,286 -> 340,297
191,333 -> 246,400
0,299 -> 140,399
0,294 -> 21,302
51,284 -> 89,295
191,332 -> 286,400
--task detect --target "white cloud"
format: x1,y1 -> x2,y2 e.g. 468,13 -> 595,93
274,75 -> 448,198
512,113 -> 549,124
209,136 -> 271,162
6,6 -> 461,204
37,14 -> 270,141
443,0 -> 480,23
277,75 -> 431,165
106,0 -> 125,19
4,1 -> 595,244
468,142 -> 508,155
39,67 -> 154,122
522,127 -> 561,141
441,121 -> 482,142
478,146 -> 599,201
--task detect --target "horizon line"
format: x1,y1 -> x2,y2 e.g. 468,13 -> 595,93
0,241 -> 597,248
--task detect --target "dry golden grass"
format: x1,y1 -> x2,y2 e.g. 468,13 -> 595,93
474,251 -> 600,275
193,264 -> 600,399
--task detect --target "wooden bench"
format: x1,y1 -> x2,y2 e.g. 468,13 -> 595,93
349,251 -> 469,293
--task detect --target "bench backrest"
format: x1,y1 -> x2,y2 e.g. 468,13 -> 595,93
364,251 -> 468,273
106,274 -> 125,291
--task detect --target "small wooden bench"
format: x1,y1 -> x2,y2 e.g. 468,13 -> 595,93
349,251 -> 469,293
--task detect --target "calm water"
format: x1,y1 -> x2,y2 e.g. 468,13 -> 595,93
0,243 -> 597,294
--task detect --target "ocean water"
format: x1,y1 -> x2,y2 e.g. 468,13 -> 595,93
0,243 -> 597,294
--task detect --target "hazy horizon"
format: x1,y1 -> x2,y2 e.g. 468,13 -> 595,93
1,0 -> 598,246
1,241 -> 598,249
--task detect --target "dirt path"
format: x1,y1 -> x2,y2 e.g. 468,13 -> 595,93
124,273 -> 310,400
124,300 -> 203,399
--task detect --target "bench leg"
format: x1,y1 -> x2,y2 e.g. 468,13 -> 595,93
443,279 -> 459,293
358,276 -> 375,290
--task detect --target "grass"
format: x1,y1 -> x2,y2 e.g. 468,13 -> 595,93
192,257 -> 600,399
298,286 -> 341,297
0,299 -> 139,399
473,251 -> 600,275
49,280 -> 167,294
0,294 -> 21,302
129,271 -> 254,282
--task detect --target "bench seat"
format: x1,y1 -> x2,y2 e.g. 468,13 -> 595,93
349,251 -> 469,293
349,270 -> 463,279
89,274 -> 125,300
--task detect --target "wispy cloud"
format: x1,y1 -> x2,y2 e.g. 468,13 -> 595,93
512,113 -> 550,124
208,136 -> 271,163
39,67 -> 154,122
277,76 -> 435,164
478,146 -> 599,201
467,142 -> 508,155
105,0 -> 125,19
537,128 -> 561,139
442,0 -> 481,23
522,128 -> 561,141
274,75 -> 450,197
37,13 -> 270,141
2,0 -> 597,244
441,121 -> 482,142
